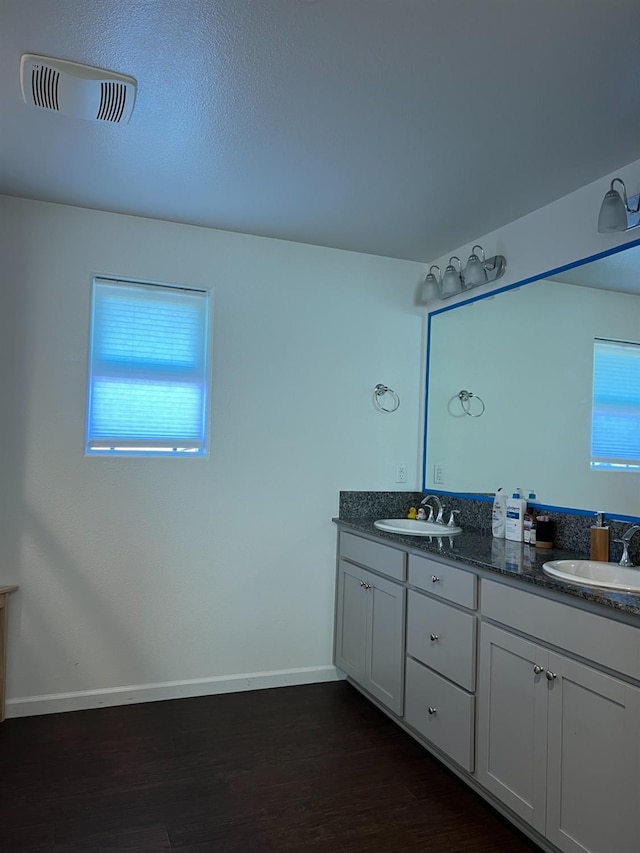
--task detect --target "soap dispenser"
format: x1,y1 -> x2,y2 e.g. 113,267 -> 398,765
590,512 -> 610,562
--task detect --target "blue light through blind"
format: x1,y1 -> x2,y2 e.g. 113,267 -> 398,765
591,338 -> 640,472
86,279 -> 210,455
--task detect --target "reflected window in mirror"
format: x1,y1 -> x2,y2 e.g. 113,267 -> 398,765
591,338 -> 640,473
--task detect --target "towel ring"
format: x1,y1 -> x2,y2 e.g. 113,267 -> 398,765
458,389 -> 485,417
373,384 -> 400,413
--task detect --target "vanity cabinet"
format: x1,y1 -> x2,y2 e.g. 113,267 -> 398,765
335,534 -> 406,715
334,526 -> 640,853
478,582 -> 640,853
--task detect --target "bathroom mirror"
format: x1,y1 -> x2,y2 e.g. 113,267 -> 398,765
423,240 -> 640,521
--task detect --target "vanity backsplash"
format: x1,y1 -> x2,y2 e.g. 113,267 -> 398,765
338,491 -> 640,565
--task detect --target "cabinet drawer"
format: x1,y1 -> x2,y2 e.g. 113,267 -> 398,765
340,532 -> 406,581
404,657 -> 475,772
407,591 -> 477,691
408,554 -> 477,609
482,579 -> 640,682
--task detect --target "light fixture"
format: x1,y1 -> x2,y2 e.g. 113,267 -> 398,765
421,265 -> 441,302
597,178 -> 640,233
441,256 -> 463,297
463,245 -> 488,287
418,245 -> 507,303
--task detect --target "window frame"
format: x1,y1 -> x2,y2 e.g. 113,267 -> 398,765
85,275 -> 212,458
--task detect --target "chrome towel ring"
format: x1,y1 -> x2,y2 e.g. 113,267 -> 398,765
373,384 -> 400,413
458,389 -> 485,417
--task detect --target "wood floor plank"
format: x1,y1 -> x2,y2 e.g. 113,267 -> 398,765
0,681 -> 542,852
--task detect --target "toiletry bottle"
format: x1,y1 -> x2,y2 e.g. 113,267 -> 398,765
505,491 -> 526,542
492,488 -> 507,538
529,510 -> 537,546
590,512 -> 610,562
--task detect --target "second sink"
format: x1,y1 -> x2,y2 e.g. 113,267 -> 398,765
542,559 -> 640,592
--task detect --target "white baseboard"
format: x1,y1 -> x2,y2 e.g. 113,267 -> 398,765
5,665 -> 345,718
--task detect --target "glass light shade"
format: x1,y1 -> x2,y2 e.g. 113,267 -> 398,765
441,267 -> 462,297
598,189 -> 628,232
463,255 -> 487,287
421,273 -> 440,303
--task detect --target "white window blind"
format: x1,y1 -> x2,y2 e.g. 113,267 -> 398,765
86,278 -> 210,456
591,337 -> 640,472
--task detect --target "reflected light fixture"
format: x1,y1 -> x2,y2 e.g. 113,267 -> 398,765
598,178 -> 640,232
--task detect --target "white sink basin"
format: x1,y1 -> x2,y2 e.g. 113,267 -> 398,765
542,559 -> 640,592
374,518 -> 462,536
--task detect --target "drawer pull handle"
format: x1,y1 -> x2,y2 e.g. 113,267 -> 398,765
430,633 -> 439,642
431,575 -> 441,583
546,670 -> 557,681
533,665 -> 544,675
428,706 -> 437,715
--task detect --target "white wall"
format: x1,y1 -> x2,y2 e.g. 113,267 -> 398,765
0,196 -> 424,715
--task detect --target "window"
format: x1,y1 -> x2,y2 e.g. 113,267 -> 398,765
86,278 -> 210,456
591,337 -> 640,472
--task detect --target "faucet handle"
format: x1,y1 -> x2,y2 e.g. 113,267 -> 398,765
447,509 -> 460,527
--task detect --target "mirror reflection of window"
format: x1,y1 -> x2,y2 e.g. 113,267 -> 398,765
591,338 -> 640,472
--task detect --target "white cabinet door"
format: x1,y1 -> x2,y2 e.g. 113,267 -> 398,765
366,572 -> 405,715
546,652 -> 640,853
334,560 -> 369,684
477,623 -> 549,835
335,560 -> 405,716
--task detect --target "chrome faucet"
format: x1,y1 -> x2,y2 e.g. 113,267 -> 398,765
615,525 -> 640,567
420,494 -> 445,524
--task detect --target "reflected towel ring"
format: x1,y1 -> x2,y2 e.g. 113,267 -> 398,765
458,389 -> 485,417
373,384 -> 400,413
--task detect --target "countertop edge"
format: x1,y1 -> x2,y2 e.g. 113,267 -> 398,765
333,517 -> 640,618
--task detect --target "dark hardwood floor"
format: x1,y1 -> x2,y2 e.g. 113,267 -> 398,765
0,681 -> 541,852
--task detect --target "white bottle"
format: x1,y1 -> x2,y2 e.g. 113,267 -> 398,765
505,491 -> 527,542
491,488 -> 507,538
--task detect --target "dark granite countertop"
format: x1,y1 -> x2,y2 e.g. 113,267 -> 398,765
334,517 -> 640,619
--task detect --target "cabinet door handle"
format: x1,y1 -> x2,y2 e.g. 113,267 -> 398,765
430,633 -> 439,642
428,706 -> 437,715
431,575 -> 441,583
545,670 -> 557,681
533,665 -> 544,675
359,581 -> 366,587
364,583 -> 372,590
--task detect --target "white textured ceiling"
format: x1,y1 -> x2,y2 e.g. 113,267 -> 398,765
2,0 -> 640,262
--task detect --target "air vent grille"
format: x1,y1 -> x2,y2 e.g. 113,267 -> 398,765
20,54 -> 136,124
31,65 -> 60,110
97,81 -> 128,123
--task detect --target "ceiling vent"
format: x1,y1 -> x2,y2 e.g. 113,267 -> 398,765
20,54 -> 137,124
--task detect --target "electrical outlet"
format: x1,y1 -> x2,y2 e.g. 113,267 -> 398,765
434,464 -> 445,485
395,463 -> 407,483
